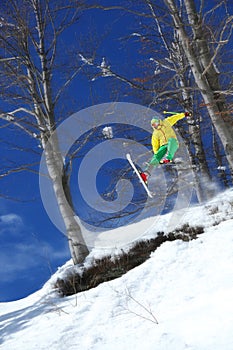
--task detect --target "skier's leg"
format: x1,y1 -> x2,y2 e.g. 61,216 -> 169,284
150,145 -> 168,164
166,138 -> 178,160
140,145 -> 168,184
145,145 -> 167,174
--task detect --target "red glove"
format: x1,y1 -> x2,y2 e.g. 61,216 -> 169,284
185,112 -> 192,117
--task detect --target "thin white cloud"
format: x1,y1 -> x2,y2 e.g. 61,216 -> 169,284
0,213 -> 24,235
0,243 -> 39,281
0,241 -> 70,282
0,211 -> 70,284
0,214 -> 22,224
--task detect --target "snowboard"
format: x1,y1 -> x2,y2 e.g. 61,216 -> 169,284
126,153 -> 154,198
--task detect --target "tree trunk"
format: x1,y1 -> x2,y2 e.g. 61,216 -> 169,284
42,132 -> 89,265
212,126 -> 230,188
178,77 -> 214,200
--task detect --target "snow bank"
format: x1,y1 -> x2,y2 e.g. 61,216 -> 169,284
1,189 -> 233,350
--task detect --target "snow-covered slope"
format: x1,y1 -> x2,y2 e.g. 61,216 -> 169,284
1,189 -> 233,350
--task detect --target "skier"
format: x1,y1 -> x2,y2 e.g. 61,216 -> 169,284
140,111 -> 191,184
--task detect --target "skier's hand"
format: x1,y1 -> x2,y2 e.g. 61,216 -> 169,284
185,112 -> 192,117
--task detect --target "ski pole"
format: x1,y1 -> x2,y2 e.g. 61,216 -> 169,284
163,111 -> 180,115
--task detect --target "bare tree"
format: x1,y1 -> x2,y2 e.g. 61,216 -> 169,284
0,0 -> 92,264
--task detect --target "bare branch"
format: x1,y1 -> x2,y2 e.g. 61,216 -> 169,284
54,65 -> 85,105
0,161 -> 40,178
2,107 -> 36,118
202,15 -> 233,76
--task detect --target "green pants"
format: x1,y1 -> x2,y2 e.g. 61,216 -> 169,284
147,138 -> 178,169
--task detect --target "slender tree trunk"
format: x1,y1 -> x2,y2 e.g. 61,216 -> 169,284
212,126 -> 229,188
42,132 -> 89,264
178,78 -> 214,199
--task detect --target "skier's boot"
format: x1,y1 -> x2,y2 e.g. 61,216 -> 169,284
139,171 -> 149,185
160,158 -> 172,164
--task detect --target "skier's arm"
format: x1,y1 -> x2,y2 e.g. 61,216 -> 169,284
165,112 -> 186,126
151,134 -> 160,153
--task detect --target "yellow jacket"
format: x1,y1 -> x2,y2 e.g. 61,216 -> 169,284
151,113 -> 185,153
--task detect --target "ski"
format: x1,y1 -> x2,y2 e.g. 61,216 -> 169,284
126,153 -> 154,198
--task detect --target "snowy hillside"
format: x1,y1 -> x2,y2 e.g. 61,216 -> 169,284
1,189 -> 233,350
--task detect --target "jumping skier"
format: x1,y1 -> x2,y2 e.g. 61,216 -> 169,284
140,111 -> 191,184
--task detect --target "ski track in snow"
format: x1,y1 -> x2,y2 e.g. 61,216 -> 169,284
1,189 -> 233,349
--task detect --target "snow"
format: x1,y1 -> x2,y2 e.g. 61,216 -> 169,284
1,189 -> 233,350
102,126 -> 113,139
78,53 -> 93,66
